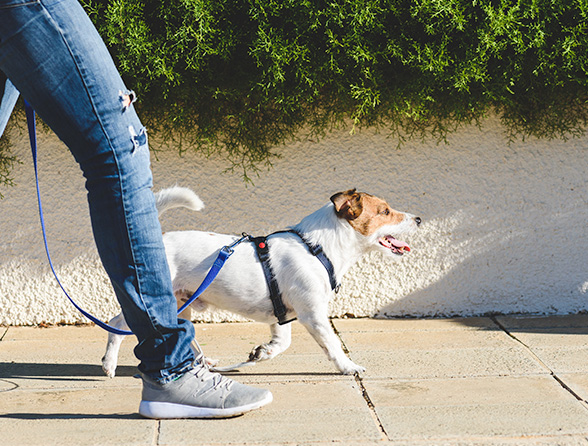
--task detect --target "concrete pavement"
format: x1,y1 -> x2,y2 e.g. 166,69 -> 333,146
2,315 -> 588,445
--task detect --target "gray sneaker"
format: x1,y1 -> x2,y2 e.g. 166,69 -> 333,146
139,364 -> 273,419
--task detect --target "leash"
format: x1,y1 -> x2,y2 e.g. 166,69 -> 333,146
24,101 -> 241,336
176,233 -> 249,314
25,102 -> 339,373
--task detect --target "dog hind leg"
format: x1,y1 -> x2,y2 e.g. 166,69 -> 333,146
248,323 -> 292,362
101,312 -> 129,378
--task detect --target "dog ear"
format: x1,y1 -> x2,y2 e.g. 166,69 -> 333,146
330,189 -> 363,220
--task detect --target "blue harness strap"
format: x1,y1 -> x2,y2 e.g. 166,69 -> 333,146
25,101 -> 237,336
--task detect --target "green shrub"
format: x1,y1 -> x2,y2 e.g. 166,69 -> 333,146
0,134 -> 18,198
3,0 -> 588,184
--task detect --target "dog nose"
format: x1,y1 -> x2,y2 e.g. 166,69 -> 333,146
415,217 -> 421,226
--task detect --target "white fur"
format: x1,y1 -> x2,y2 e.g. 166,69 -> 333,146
155,186 -> 204,214
102,187 -> 420,377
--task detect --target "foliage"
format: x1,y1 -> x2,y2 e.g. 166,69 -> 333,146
0,133 -> 18,198
3,0 -> 588,184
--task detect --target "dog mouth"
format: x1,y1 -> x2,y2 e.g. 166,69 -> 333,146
379,235 -> 411,255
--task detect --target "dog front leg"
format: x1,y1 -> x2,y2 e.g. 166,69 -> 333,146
249,323 -> 292,362
299,314 -> 365,375
101,312 -> 128,378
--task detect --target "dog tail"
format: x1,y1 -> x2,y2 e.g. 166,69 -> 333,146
155,186 -> 205,215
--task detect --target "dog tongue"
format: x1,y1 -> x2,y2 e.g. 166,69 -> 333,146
382,235 -> 410,252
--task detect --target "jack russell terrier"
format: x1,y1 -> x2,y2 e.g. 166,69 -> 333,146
102,187 -> 421,376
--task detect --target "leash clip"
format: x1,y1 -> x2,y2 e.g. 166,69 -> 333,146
223,232 -> 250,255
220,246 -> 234,256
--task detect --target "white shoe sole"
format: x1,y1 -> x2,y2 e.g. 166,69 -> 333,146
138,392 -> 273,419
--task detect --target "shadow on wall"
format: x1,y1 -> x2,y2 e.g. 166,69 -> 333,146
155,124 -> 588,318
2,115 -> 588,323
376,205 -> 588,318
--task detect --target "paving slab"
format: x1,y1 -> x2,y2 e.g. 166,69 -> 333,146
525,346 -> 588,374
193,321 -> 349,381
158,380 -> 382,445
218,354 -> 348,383
334,317 -> 499,332
335,317 -> 548,378
2,316 -> 588,445
0,326 -> 138,389
194,321 -> 324,356
345,338 -> 546,379
193,321 -> 345,380
0,386 -> 154,446
495,315 -> 588,375
558,373 -> 588,400
365,374 -> 588,440
389,438 -> 588,446
365,375 -> 573,407
509,328 -> 588,348
378,401 -> 588,440
337,326 -> 517,350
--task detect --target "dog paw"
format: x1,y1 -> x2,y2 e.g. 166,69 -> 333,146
204,356 -> 219,368
248,343 -> 274,362
339,361 -> 366,375
101,356 -> 117,379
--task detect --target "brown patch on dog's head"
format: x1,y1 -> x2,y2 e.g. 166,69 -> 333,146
331,189 -> 406,236
331,189 -> 363,220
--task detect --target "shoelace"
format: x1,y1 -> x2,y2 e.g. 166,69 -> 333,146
194,365 -> 233,388
190,334 -> 258,373
190,339 -> 234,392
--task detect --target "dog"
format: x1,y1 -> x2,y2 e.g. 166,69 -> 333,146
101,187 -> 421,376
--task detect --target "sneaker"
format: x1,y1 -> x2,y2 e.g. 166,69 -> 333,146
138,364 -> 273,419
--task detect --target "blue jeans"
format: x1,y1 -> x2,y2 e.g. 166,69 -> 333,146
0,0 -> 195,383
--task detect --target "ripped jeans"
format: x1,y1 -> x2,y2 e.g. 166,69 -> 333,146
0,0 -> 195,383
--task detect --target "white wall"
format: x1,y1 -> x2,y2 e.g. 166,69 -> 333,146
1,114 -> 587,325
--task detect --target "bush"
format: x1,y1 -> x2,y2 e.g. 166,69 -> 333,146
0,133 -> 18,198
3,0 -> 588,183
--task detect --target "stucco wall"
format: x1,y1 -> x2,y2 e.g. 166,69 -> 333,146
1,114 -> 587,326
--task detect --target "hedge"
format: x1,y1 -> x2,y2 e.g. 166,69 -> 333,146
3,0 -> 588,184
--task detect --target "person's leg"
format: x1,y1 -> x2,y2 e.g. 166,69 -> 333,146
0,0 -> 272,417
0,0 -> 195,382
0,77 -> 19,137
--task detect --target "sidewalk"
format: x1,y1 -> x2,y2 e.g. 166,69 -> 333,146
2,315 -> 588,445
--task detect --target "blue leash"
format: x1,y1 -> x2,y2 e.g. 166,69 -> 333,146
24,101 -> 240,336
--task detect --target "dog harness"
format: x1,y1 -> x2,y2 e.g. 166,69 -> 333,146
251,229 -> 340,325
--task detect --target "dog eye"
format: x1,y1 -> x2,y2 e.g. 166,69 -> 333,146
381,208 -> 390,216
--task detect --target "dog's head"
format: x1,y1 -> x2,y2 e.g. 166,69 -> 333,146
331,189 -> 421,256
